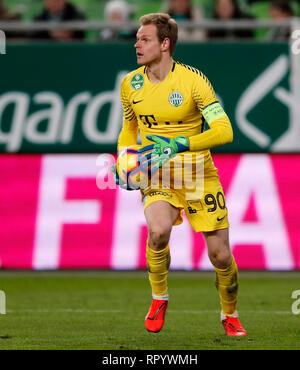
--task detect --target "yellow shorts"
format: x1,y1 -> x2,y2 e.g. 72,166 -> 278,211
141,156 -> 229,233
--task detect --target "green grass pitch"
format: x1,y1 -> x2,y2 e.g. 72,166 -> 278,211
0,270 -> 299,350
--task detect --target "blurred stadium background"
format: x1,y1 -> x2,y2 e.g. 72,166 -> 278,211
0,0 -> 300,350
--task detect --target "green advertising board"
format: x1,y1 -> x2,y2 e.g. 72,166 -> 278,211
0,42 -> 298,153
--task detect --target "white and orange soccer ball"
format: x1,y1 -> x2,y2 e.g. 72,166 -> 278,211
117,145 -> 143,189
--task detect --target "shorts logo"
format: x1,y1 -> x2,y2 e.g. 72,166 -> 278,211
131,74 -> 144,90
188,206 -> 197,214
187,200 -> 203,213
169,91 -> 183,107
149,191 -> 172,198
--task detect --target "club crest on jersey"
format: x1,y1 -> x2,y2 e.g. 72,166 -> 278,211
169,91 -> 183,107
130,74 -> 144,90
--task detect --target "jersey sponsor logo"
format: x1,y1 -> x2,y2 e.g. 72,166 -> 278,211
169,91 -> 183,107
130,74 -> 144,90
139,114 -> 157,128
132,99 -> 143,104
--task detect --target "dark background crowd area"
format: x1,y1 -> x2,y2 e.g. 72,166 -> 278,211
1,0 -> 299,42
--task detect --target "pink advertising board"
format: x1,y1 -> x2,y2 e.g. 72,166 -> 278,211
0,154 -> 299,270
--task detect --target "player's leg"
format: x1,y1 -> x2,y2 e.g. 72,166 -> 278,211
203,228 -> 237,315
203,228 -> 246,336
144,200 -> 179,333
203,227 -> 232,269
144,200 -> 179,298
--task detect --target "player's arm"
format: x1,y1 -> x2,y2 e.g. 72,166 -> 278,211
117,77 -> 139,152
112,77 -> 139,189
188,73 -> 233,150
138,72 -> 232,168
117,119 -> 139,151
188,102 -> 233,152
140,101 -> 233,159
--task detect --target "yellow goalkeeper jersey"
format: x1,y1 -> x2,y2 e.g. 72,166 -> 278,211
118,60 -> 233,191
118,60 -> 232,153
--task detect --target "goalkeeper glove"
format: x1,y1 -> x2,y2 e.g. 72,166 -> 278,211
138,135 -> 190,171
110,164 -> 135,191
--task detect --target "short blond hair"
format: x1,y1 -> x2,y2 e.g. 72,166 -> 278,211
139,13 -> 178,56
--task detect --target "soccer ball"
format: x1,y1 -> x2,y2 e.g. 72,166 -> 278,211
117,145 -> 142,189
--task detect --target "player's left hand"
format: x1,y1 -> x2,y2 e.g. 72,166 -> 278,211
138,135 -> 189,171
110,164 -> 135,191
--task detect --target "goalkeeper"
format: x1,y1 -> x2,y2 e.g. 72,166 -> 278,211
113,13 -> 247,336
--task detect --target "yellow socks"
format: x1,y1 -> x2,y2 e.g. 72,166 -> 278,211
214,256 -> 238,316
146,242 -> 171,300
145,241 -> 238,313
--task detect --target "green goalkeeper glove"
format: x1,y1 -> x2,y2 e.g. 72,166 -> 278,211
138,135 -> 189,171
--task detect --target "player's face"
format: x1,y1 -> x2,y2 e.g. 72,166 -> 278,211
135,25 -> 164,66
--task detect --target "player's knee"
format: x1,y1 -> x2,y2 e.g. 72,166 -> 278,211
148,225 -> 171,251
209,245 -> 232,269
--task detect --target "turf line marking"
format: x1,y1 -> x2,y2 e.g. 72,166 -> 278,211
6,309 -> 125,314
6,309 -> 292,315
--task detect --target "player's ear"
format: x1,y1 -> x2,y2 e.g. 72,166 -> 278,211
161,37 -> 170,53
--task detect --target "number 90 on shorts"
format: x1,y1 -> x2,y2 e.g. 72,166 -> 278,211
184,188 -> 229,232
